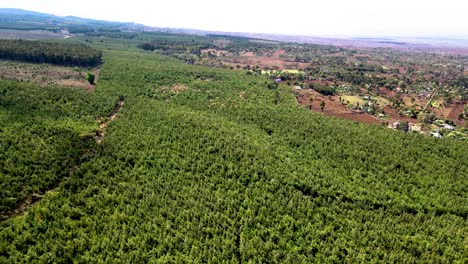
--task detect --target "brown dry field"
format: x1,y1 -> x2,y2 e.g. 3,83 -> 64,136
0,60 -> 98,91
0,29 -> 67,40
296,90 -> 381,125
221,48 -> 309,69
431,100 -> 466,125
223,57 -> 308,69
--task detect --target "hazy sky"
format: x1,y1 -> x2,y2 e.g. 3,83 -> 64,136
2,0 -> 467,38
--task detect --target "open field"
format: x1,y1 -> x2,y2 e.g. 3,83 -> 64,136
296,88 -> 467,129
261,69 -> 301,75
222,55 -> 309,69
340,95 -> 365,105
0,29 -> 67,40
297,91 -> 381,125
0,60 -> 98,91
374,96 -> 391,106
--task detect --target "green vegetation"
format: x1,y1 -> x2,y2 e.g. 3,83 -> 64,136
0,11 -> 466,261
86,72 -> 95,84
396,121 -> 410,132
0,79 -> 114,213
310,83 -> 336,95
0,39 -> 102,66
0,47 -> 466,262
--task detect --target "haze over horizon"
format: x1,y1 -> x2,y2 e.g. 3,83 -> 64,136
2,0 -> 468,39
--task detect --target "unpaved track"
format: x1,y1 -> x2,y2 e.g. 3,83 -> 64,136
0,100 -> 125,221
96,100 -> 124,144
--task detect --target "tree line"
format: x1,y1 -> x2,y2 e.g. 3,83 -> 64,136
0,39 -> 102,67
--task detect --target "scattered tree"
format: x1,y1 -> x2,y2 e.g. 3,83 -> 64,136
86,72 -> 95,85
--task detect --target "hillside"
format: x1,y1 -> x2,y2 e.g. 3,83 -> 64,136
0,8 -> 143,32
0,10 -> 467,263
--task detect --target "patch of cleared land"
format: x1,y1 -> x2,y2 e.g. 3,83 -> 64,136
0,60 -> 98,91
0,29 -> 67,40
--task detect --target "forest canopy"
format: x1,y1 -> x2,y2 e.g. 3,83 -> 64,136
0,39 -> 102,67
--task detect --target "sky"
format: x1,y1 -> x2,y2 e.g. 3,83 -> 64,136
2,0 -> 468,38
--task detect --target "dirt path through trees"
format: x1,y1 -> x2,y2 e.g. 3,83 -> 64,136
96,100 -> 124,144
1,100 -> 125,221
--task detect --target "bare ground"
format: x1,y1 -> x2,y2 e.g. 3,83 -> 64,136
0,194 -> 42,221
0,60 -> 99,91
96,100 -> 125,144
296,91 -> 381,125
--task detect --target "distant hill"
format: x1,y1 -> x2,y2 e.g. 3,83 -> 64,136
1,8 -> 467,50
0,8 -> 145,33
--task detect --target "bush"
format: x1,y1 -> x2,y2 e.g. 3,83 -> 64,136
86,72 -> 95,84
312,84 -> 336,95
0,39 -> 102,67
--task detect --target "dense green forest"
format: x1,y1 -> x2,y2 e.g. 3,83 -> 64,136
0,40 -> 101,66
0,79 -> 115,213
0,43 -> 466,262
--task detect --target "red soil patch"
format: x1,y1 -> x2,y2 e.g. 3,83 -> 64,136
378,87 -> 396,97
447,101 -> 465,121
272,49 -> 285,57
222,48 -> 301,69
432,101 -> 467,125
223,56 -> 309,70
298,85 -> 463,127
423,100 -> 465,125
297,91 -> 381,125
240,51 -> 255,57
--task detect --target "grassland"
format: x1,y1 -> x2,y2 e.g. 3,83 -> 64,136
0,29 -> 66,40
340,95 -> 365,105
0,60 -> 98,90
